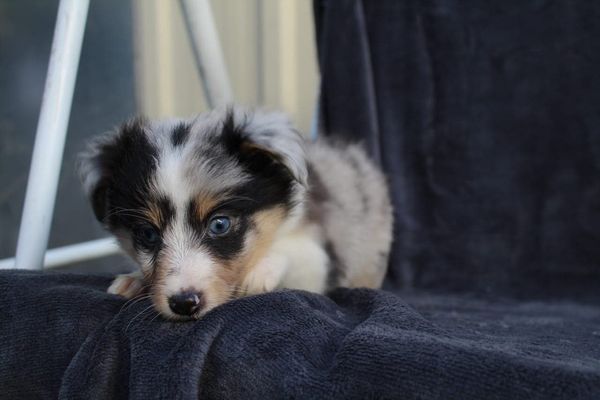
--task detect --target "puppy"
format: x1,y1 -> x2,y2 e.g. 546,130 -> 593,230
79,107 -> 393,319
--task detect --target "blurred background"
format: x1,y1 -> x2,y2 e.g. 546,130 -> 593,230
0,0 -> 318,273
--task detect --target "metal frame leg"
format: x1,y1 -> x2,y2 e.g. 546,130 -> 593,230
179,0 -> 233,108
13,0 -> 90,270
1,238 -> 119,270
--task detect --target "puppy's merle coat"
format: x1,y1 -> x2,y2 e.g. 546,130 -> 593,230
79,107 -> 393,319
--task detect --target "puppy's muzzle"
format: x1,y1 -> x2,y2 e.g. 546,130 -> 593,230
168,291 -> 204,316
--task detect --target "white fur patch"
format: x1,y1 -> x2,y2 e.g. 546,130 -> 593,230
242,253 -> 289,295
273,228 -> 329,294
163,246 -> 216,295
107,270 -> 144,298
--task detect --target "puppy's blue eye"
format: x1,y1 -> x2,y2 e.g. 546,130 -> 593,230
137,225 -> 160,248
209,216 -> 231,236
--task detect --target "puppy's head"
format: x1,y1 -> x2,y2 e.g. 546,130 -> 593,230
79,107 -> 307,319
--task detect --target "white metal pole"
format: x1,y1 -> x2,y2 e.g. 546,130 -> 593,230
14,0 -> 90,270
179,0 -> 234,108
0,238 -> 120,270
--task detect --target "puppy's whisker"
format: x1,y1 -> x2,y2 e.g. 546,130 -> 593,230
104,208 -> 157,224
106,212 -> 154,224
104,207 -> 148,218
119,292 -> 146,311
107,207 -> 146,214
120,294 -> 152,313
149,312 -> 162,324
125,304 -> 155,332
217,195 -> 258,208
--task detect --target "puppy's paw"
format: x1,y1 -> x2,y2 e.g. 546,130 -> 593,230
108,272 -> 143,299
242,254 -> 288,296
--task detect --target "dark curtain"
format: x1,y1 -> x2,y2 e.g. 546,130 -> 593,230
315,0 -> 600,301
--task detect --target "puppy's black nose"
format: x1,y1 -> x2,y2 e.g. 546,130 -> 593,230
168,292 -> 204,316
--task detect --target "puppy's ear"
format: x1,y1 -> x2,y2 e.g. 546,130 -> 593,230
77,117 -> 148,223
78,133 -> 115,223
221,108 -> 308,186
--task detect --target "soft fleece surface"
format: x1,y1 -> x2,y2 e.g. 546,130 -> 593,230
315,0 -> 600,299
1,271 -> 599,399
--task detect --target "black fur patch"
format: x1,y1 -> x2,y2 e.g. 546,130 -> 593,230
128,196 -> 175,259
171,122 -> 190,147
325,240 -> 344,289
94,118 -> 159,231
186,199 -> 250,261
203,215 -> 251,261
156,195 -> 176,229
132,224 -> 162,255
231,162 -> 293,211
219,110 -> 295,212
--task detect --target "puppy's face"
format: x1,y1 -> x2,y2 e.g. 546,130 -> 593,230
79,108 -> 307,319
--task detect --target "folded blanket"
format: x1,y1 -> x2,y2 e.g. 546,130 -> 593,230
1,271 -> 599,399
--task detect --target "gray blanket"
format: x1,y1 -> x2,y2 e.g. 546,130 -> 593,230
1,271 -> 599,399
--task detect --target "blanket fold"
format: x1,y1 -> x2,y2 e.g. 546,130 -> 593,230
1,271 -> 598,399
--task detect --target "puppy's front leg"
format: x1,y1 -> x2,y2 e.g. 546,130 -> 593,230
241,253 -> 288,296
107,270 -> 144,299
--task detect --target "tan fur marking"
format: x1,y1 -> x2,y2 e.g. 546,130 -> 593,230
144,202 -> 164,227
241,207 -> 286,278
194,192 -> 221,221
216,207 -> 286,294
211,263 -> 239,304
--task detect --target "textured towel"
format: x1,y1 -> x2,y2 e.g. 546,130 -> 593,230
1,271 -> 599,399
